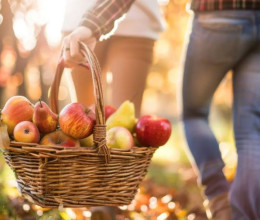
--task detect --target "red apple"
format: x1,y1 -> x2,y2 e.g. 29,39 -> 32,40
59,103 -> 95,139
106,126 -> 134,149
89,104 -> 116,121
1,96 -> 34,135
135,115 -> 171,147
105,105 -> 116,120
40,130 -> 79,147
13,121 -> 40,143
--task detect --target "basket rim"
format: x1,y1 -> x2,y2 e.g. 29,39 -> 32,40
9,140 -> 154,151
4,140 -> 157,160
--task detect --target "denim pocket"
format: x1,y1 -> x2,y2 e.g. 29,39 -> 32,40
188,15 -> 243,63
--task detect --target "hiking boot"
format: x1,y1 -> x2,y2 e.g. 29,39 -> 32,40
204,193 -> 232,220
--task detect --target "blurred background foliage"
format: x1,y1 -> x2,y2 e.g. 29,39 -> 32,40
0,0 -> 236,219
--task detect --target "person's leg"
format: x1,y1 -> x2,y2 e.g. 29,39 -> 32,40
182,10 -> 254,219
105,36 -> 155,117
231,44 -> 260,220
70,36 -> 154,117
70,40 -> 109,106
183,11 -> 241,200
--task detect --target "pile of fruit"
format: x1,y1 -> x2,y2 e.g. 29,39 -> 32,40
0,96 -> 172,149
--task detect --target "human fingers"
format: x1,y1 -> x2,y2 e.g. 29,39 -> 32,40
68,26 -> 93,60
62,27 -> 96,67
61,37 -> 73,67
62,35 -> 83,67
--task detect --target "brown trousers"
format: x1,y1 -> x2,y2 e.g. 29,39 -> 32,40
71,36 -> 155,117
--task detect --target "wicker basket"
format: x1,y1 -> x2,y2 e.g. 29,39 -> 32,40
1,42 -> 157,208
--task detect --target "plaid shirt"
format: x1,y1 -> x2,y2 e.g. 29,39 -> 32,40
80,0 -> 135,39
81,0 -> 260,39
190,0 -> 260,11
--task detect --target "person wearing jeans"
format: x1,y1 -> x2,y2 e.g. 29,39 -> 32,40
182,4 -> 260,220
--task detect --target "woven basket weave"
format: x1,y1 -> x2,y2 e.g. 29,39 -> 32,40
2,42 -> 157,208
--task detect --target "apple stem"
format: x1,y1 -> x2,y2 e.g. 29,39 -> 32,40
25,129 -> 30,134
39,99 -> 43,108
56,139 -> 62,144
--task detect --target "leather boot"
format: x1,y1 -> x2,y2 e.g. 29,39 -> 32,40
204,193 -> 232,220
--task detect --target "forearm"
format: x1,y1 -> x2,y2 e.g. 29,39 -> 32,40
80,0 -> 135,40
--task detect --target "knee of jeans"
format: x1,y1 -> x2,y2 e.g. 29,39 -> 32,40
182,106 -> 209,121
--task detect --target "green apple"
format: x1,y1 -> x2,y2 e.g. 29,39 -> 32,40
106,126 -> 134,149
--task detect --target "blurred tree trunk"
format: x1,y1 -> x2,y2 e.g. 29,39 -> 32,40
0,0 -> 14,104
0,0 -> 32,103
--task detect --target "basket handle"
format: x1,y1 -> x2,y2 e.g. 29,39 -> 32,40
49,42 -> 110,163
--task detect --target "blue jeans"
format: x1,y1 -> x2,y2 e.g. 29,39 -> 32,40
182,10 -> 260,220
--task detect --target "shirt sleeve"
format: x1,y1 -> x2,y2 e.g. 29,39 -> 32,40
79,0 -> 135,40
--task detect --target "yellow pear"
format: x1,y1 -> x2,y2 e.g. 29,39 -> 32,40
106,100 -> 136,133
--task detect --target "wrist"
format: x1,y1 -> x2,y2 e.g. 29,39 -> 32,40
79,12 -> 103,40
